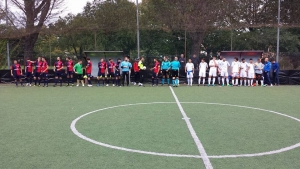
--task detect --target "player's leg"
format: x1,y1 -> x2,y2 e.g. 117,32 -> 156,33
190,73 -> 193,86
29,73 -> 33,86
122,72 -> 125,86
232,73 -> 235,86
212,70 -> 216,86
166,71 -> 170,85
59,72 -> 63,87
218,73 -> 221,85
125,72 -> 129,86
111,73 -> 115,86
175,70 -> 179,86
162,71 -> 165,86
151,72 -> 155,86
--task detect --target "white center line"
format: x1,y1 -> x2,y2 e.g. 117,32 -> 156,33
169,86 -> 213,169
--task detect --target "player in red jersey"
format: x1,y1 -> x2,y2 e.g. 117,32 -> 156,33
11,60 -> 24,87
25,57 -> 34,86
34,57 -> 43,86
41,57 -> 49,87
97,58 -> 107,87
151,58 -> 160,86
106,58 -> 116,86
133,58 -> 140,86
53,57 -> 64,87
86,57 -> 93,87
65,57 -> 74,86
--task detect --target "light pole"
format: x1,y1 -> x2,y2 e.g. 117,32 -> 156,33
276,0 -> 281,62
5,0 -> 10,69
136,0 -> 140,58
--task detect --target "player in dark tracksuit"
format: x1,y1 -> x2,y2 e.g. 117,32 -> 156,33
11,60 -> 24,87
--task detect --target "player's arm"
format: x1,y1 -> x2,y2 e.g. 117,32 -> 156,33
20,66 -> 23,75
185,64 -> 187,73
44,65 -> 48,73
192,65 -> 195,74
10,66 -> 13,76
157,65 -> 160,75
73,65 -> 77,74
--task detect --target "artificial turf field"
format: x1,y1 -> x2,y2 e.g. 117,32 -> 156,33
1,84 -> 300,169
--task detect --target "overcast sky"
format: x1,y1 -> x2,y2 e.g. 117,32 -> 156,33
63,0 -> 139,16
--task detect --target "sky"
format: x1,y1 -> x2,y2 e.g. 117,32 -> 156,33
63,0 -> 139,17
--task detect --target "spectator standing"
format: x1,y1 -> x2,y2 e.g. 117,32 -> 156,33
179,54 -> 186,78
263,57 -> 272,86
272,59 -> 280,86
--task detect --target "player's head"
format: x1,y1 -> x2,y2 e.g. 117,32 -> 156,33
100,58 -> 104,62
257,58 -> 261,63
124,56 -> 129,61
249,58 -> 253,63
272,58 -> 276,63
201,58 -> 205,62
219,55 -> 223,60
180,54 -> 184,58
57,57 -> 60,61
212,56 -> 216,60
188,58 -> 192,63
140,57 -> 144,61
163,56 -> 168,61
193,54 -> 197,58
242,58 -> 245,62
42,57 -> 46,62
78,59 -> 82,64
174,56 -> 178,61
86,57 -> 90,62
37,57 -> 41,61
66,57 -> 69,61
222,57 -> 226,61
265,57 -> 269,62
26,57 -> 30,61
109,58 -> 113,62
234,57 -> 238,61
117,58 -> 122,63
13,60 -> 17,64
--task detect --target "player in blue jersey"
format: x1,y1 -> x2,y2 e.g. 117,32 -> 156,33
171,57 -> 181,87
161,56 -> 171,86
120,56 -> 132,86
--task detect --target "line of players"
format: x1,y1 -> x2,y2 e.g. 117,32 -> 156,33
10,55 -> 268,87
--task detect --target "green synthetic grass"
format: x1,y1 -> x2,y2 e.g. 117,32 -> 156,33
0,85 -> 300,169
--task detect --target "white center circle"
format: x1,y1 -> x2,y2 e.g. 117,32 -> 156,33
70,102 -> 300,159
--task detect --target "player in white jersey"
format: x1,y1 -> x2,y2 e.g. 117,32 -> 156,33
185,59 -> 194,86
254,58 -> 264,86
208,56 -> 218,86
198,58 -> 208,86
218,57 -> 230,86
231,57 -> 240,86
240,58 -> 248,86
247,58 -> 255,86
217,56 -> 223,85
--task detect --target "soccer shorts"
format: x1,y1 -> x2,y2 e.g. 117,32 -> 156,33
107,73 -> 115,78
26,72 -> 32,78
248,73 -> 255,79
255,73 -> 263,80
152,72 -> 158,78
232,72 -> 239,78
161,70 -> 169,77
199,71 -> 206,77
240,71 -> 247,78
186,71 -> 193,78
171,70 -> 179,78
34,71 -> 40,77
40,73 -> 48,79
13,74 -> 21,80
55,71 -> 63,77
115,71 -> 120,76
98,72 -> 106,78
67,71 -> 73,76
76,74 -> 83,80
221,71 -> 228,77
87,73 -> 92,78
209,69 -> 217,77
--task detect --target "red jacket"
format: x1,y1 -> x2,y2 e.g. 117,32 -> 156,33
133,61 -> 139,72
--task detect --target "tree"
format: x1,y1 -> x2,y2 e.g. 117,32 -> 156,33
7,0 -> 64,58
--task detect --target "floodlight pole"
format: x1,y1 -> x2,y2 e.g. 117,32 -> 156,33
276,0 -> 281,62
136,0 -> 140,58
6,0 -> 10,69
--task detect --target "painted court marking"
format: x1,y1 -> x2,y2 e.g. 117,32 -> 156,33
169,87 -> 213,169
70,102 -> 300,160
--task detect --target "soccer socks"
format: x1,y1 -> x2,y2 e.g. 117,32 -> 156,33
97,79 -> 100,85
203,79 -> 205,85
162,79 -> 165,85
156,78 -> 159,85
15,81 -> 18,86
250,79 -> 253,86
167,78 -> 170,85
261,80 -> 264,86
102,79 -> 105,85
190,79 -> 193,86
232,80 -> 234,85
176,79 -> 179,86
172,79 -> 175,86
152,78 -> 154,85
60,79 -> 62,86
54,78 -> 58,85
244,80 -> 247,86
198,78 -> 201,85
235,79 -> 239,85
226,78 -> 229,85
187,78 -> 190,85
248,80 -> 250,86
212,78 -> 215,85
208,78 -> 211,85
218,77 -> 221,85
222,78 -> 225,85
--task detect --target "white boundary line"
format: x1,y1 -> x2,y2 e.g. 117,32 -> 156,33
70,102 -> 300,159
169,87 -> 213,169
